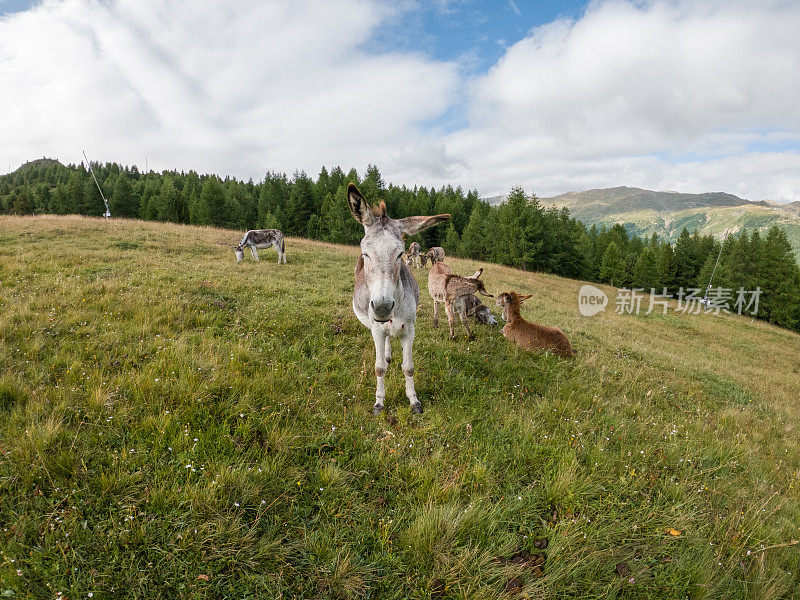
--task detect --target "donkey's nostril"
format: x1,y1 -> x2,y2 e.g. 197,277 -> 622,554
371,299 -> 395,321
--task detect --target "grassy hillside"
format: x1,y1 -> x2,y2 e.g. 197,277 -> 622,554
535,187 -> 800,259
1,215 -> 799,599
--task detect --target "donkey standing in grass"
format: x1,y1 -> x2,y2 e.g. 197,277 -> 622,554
349,184 -> 449,415
428,263 -> 493,340
405,241 -> 422,268
234,229 -> 286,263
426,246 -> 445,266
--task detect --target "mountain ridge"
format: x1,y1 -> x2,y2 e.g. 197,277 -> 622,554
486,186 -> 800,258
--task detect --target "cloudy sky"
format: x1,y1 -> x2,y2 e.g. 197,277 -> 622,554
2,0 -> 800,202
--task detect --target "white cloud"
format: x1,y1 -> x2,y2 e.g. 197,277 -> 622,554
2,0 -> 800,203
443,0 -> 800,201
0,0 -> 459,179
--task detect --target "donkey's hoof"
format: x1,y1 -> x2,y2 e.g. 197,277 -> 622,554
411,403 -> 423,415
372,405 -> 384,416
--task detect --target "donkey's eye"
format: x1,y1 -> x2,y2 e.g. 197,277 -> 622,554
362,253 -> 370,260
396,253 -> 403,261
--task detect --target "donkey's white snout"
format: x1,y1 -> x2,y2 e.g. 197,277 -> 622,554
371,299 -> 395,321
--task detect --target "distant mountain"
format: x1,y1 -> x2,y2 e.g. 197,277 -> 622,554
542,186 -> 766,217
484,194 -> 507,206
784,201 -> 800,217
485,186 -> 800,259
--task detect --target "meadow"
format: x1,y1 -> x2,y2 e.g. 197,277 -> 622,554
1,215 -> 799,599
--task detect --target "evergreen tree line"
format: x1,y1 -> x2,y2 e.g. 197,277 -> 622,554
2,161 -> 799,330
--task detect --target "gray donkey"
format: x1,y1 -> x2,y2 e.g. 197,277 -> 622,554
349,184 -> 449,415
234,229 -> 286,264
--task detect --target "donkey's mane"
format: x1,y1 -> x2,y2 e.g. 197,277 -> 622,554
370,201 -> 388,218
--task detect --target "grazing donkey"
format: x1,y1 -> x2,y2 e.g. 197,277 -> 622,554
426,246 -> 445,266
405,241 -> 422,268
495,291 -> 576,357
349,184 -> 449,415
235,229 -> 286,264
465,294 -> 498,326
428,263 -> 493,340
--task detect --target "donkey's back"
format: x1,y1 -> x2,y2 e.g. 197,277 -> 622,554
503,320 -> 575,357
240,229 -> 282,247
427,262 -> 452,302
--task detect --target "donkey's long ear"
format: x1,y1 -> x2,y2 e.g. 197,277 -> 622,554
348,184 -> 374,227
471,268 -> 483,278
519,294 -> 532,302
396,214 -> 450,236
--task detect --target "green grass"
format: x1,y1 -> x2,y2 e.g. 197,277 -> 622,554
1,215 -> 799,599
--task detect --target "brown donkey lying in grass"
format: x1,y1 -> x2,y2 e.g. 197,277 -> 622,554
428,263 -> 493,340
495,291 -> 576,357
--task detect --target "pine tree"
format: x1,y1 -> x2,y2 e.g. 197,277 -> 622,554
50,184 -> 70,214
599,241 -> 626,287
110,174 -> 138,218
9,191 -> 32,214
581,224 -> 600,281
262,211 -> 281,230
82,177 -> 107,216
659,243 -> 678,291
313,166 -> 331,214
200,177 -> 227,226
156,179 -> 186,223
360,164 -> 385,204
632,245 -> 661,289
64,171 -> 84,215
306,213 -> 323,240
442,222 -> 460,257
285,172 -> 314,236
673,228 -> 697,288
323,185 -> 361,244
459,201 -> 490,260
495,187 -> 543,270
759,226 -> 800,328
258,172 -> 289,227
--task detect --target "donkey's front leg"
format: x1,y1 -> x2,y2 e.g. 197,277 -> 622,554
371,327 -> 388,415
457,307 -> 474,340
250,246 -> 259,261
401,324 -> 422,414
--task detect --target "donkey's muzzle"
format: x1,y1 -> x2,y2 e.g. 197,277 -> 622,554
371,299 -> 395,322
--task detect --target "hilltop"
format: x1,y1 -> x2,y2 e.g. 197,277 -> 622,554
12,157 -> 66,173
1,215 -> 799,598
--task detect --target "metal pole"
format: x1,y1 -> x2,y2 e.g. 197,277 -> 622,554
703,232 -> 727,301
82,150 -> 111,218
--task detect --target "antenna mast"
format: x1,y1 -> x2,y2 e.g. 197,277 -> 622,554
82,150 -> 111,218
703,230 -> 729,301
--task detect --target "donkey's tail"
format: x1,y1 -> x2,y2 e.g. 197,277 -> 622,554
281,237 -> 285,253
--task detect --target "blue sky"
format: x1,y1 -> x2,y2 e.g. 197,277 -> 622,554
0,0 -> 34,15
2,0 -> 800,202
368,1 -> 590,72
